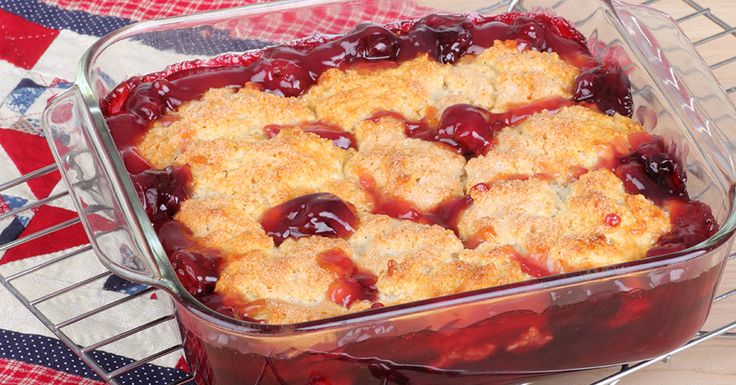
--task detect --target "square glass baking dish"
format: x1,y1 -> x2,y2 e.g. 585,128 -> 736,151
41,0 -> 736,384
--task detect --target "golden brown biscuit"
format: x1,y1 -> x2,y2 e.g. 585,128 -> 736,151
458,170 -> 671,273
139,85 -> 316,167
465,105 -> 642,186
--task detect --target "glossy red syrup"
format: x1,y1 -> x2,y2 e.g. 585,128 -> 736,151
514,254 -> 554,278
129,166 -> 191,229
359,176 -> 472,235
573,61 -> 633,117
259,193 -> 359,246
604,213 -> 621,227
264,122 -> 357,150
156,221 -> 223,299
610,133 -> 718,256
614,134 -> 688,203
102,12 -> 630,126
396,98 -> 573,157
317,248 -> 378,308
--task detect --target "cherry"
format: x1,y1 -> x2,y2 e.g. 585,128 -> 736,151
318,248 -> 378,308
407,14 -> 474,64
260,193 -> 359,246
614,136 -> 687,203
247,58 -> 313,97
342,24 -> 400,62
170,249 -> 218,296
405,99 -> 571,157
125,86 -> 166,121
511,18 -> 549,52
573,63 -> 633,117
151,78 -> 184,110
647,199 -> 718,257
130,166 -> 191,228
436,104 -> 495,156
604,213 -> 621,227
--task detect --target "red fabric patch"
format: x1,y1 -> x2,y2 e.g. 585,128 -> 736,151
0,9 -> 59,69
1,205 -> 87,264
0,358 -> 103,385
41,0 -> 257,20
175,355 -> 190,372
0,196 -> 9,214
0,129 -> 61,199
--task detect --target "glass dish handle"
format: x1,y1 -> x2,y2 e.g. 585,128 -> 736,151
609,0 -> 736,181
43,87 -> 177,291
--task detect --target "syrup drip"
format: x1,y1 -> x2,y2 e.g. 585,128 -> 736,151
317,248 -> 378,308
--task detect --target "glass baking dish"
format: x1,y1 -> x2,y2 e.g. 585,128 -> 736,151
41,0 -> 736,384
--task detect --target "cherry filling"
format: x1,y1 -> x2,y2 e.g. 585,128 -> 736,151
102,12 -> 626,121
514,254 -> 553,278
610,133 -> 718,257
130,166 -> 191,229
260,193 -> 359,246
405,14 -> 475,64
264,122 -> 357,150
647,200 -> 719,257
402,98 -> 573,157
317,248 -> 378,308
157,221 -> 222,298
359,176 -> 472,236
573,62 -> 633,117
170,249 -> 219,297
614,134 -> 688,203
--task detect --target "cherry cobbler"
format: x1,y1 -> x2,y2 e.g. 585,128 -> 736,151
102,13 -> 718,324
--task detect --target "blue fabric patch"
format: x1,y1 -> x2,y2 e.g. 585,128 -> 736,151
103,274 -> 149,295
134,26 -> 271,56
0,329 -> 192,385
0,0 -> 131,37
0,217 -> 26,246
0,0 -> 270,55
7,79 -> 46,115
1,194 -> 29,211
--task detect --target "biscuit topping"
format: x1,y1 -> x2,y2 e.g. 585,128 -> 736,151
102,12 -> 718,324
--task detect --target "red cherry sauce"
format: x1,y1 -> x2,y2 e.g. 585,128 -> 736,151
610,133 -> 718,256
573,60 -> 633,117
102,12 -> 629,126
317,248 -> 378,308
129,166 -> 191,229
359,176 -> 472,236
259,193 -> 359,246
156,221 -> 222,298
264,121 -> 357,150
376,98 -> 573,158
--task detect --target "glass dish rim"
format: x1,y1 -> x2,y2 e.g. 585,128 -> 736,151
70,0 -> 736,334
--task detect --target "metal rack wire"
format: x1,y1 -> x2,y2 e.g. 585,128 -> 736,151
0,0 -> 733,384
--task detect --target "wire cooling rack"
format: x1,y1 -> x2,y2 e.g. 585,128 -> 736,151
0,0 -> 734,384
